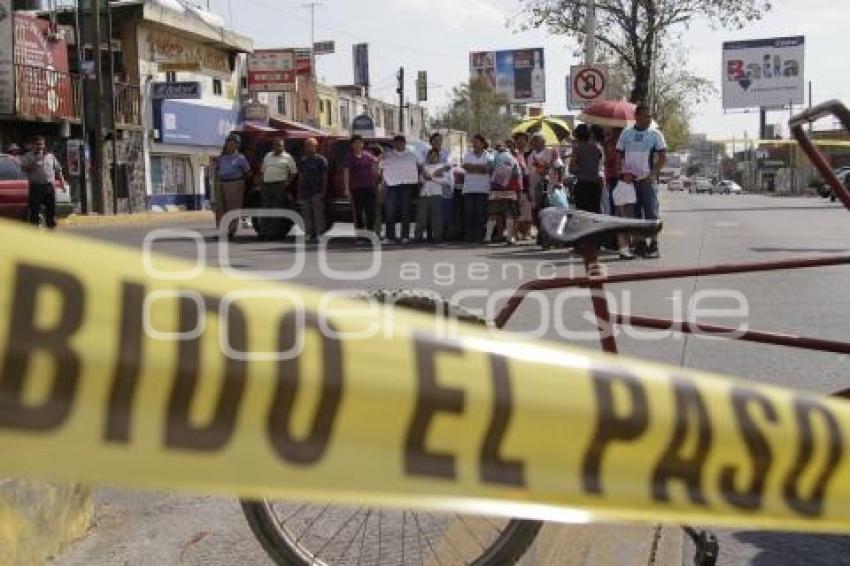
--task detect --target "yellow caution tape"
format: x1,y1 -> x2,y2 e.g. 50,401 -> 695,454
2,219 -> 850,533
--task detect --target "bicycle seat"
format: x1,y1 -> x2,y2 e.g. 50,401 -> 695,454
540,207 -> 663,246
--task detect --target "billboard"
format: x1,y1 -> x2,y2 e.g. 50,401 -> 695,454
0,0 -> 13,115
470,48 -> 545,103
13,12 -> 74,120
159,100 -> 238,147
722,36 -> 804,110
294,48 -> 312,76
353,43 -> 369,88
313,41 -> 335,55
247,49 -> 296,92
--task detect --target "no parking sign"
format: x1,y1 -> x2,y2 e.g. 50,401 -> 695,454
569,64 -> 608,108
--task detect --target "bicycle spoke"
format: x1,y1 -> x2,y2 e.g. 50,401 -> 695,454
412,513 -> 443,566
377,510 -> 383,565
456,516 -> 487,553
402,511 -> 407,565
279,501 -> 310,525
295,504 -> 332,544
355,509 -> 372,566
334,509 -> 370,563
312,509 -> 362,561
423,512 -> 468,565
417,516 -> 424,566
480,516 -> 503,535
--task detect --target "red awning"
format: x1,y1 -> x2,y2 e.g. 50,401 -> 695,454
269,117 -> 325,135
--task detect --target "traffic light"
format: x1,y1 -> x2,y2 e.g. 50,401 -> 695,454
416,71 -> 427,102
396,67 -> 404,96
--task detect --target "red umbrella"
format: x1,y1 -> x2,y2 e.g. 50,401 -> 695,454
577,100 -> 636,128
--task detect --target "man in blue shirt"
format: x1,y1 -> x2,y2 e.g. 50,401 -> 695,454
215,135 -> 252,239
617,104 -> 667,258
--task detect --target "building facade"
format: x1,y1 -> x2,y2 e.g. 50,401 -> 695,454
112,1 -> 252,210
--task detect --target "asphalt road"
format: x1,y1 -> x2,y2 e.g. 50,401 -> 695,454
51,191 -> 850,565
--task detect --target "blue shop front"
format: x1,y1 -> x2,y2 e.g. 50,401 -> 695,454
149,99 -> 238,210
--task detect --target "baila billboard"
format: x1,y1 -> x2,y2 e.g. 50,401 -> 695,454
722,36 -> 805,110
470,48 -> 546,104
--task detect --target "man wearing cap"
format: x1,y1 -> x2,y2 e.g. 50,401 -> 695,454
6,143 -> 21,164
380,134 -> 421,244
215,135 -> 252,239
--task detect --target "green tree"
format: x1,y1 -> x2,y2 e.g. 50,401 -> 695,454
518,0 -> 771,103
604,41 -> 716,149
431,77 -> 522,143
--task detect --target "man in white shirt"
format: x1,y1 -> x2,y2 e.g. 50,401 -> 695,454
381,135 -> 421,243
259,137 -> 297,239
461,134 -> 494,243
617,103 -> 667,257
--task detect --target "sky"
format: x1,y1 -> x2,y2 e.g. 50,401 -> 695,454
207,0 -> 849,141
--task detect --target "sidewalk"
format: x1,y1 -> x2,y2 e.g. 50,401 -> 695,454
59,210 -> 214,228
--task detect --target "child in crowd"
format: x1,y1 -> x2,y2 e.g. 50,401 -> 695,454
612,172 -> 638,260
416,149 -> 452,243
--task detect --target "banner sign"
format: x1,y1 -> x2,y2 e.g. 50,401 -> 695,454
151,81 -> 201,100
13,12 -> 73,120
242,101 -> 269,124
146,29 -> 230,79
295,48 -> 312,76
722,36 -> 805,110
470,48 -> 546,104
159,100 -> 238,147
247,49 -> 296,92
0,0 -> 14,114
313,41 -> 335,55
353,43 -> 369,88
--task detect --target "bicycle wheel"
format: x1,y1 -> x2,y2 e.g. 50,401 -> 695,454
242,291 -> 542,565
241,500 -> 541,565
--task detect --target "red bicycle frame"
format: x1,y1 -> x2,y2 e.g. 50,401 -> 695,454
495,101 -> 850,363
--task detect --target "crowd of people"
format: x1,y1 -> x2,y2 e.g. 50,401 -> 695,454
215,103 -> 667,257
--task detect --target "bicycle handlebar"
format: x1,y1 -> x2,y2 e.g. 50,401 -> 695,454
789,100 -> 850,211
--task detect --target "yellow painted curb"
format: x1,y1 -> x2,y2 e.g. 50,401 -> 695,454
0,481 -> 93,565
60,211 -> 214,228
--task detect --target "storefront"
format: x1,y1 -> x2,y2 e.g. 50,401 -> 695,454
150,99 -> 238,209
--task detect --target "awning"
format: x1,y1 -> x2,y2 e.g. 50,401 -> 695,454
269,117 -> 325,135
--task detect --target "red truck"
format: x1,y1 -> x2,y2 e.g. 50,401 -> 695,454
234,130 -> 399,237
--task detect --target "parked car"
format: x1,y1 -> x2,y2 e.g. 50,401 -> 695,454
668,177 -> 685,192
0,154 -> 73,222
713,180 -> 743,195
818,169 -> 850,202
691,177 -> 713,194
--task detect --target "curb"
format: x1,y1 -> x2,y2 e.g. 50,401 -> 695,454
0,481 -> 93,565
60,210 -> 214,228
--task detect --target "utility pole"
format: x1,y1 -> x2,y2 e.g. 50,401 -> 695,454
74,0 -> 88,214
396,67 -> 405,135
808,80 -> 813,132
584,0 -> 596,65
107,1 -> 119,214
301,2 -> 324,77
91,0 -> 105,214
